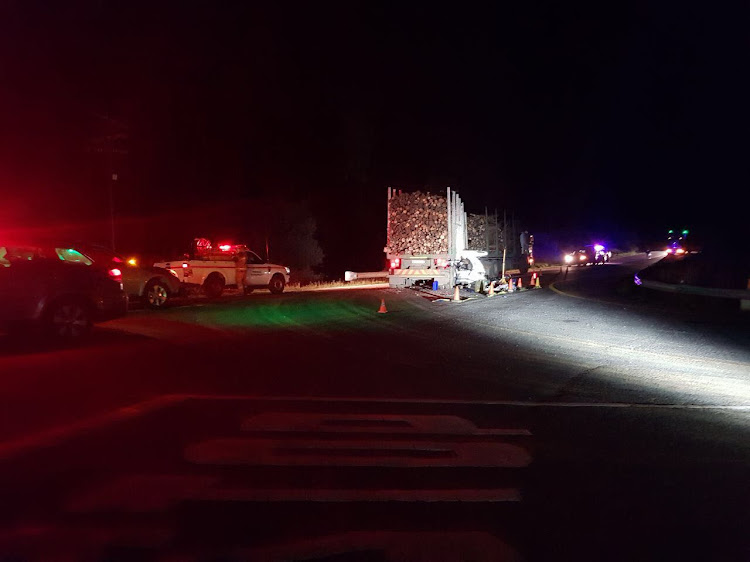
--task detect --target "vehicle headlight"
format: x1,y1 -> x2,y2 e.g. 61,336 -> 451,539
564,255 -> 574,264
285,267 -> 290,274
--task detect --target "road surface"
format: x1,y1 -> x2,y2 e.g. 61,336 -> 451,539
0,253 -> 748,560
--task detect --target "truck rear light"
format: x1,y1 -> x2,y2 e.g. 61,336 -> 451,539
434,258 -> 448,268
390,258 -> 401,269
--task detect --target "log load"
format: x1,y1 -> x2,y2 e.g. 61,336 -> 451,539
467,214 -> 487,250
388,191 -> 449,254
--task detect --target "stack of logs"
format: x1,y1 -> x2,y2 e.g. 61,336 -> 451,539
388,191 -> 502,253
466,214 -> 487,250
388,191 -> 449,254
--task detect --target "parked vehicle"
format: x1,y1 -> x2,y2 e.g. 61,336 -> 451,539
154,239 -> 290,298
385,188 -> 533,290
0,243 -> 128,339
73,244 -> 182,309
564,244 -> 610,266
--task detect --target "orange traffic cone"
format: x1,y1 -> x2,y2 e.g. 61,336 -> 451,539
508,278 -> 515,292
488,282 -> 495,297
453,285 -> 461,301
517,277 -> 523,290
535,275 -> 541,289
377,299 -> 388,313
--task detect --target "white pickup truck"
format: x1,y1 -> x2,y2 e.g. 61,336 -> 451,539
154,243 -> 290,298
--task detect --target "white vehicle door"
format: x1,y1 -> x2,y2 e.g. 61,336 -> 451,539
246,251 -> 270,287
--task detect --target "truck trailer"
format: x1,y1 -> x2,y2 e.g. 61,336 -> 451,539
385,187 -> 489,290
385,187 -> 534,291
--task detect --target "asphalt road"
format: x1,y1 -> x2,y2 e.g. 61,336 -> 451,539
0,255 -> 748,561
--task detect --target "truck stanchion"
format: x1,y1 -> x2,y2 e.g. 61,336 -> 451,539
453,285 -> 461,302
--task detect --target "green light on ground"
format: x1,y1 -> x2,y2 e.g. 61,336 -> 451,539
200,300 -> 379,330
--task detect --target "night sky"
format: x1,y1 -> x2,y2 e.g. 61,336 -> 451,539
1,2 -> 747,272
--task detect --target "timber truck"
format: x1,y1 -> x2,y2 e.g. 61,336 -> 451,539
384,187 -> 534,290
385,187 -> 489,290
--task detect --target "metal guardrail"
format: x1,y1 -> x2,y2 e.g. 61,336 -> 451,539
344,271 -> 389,282
636,275 -> 750,310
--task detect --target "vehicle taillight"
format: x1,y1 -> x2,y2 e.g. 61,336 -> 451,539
434,258 -> 448,268
390,258 -> 401,269
108,268 -> 122,282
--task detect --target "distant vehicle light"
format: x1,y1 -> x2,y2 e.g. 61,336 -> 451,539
127,258 -> 137,266
675,248 -> 686,254
528,257 -> 534,265
564,254 -> 574,264
218,244 -> 232,251
666,248 -> 673,254
579,254 -> 587,261
594,244 -> 604,252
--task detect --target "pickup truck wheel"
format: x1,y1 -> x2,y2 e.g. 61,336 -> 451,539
268,274 -> 285,294
143,279 -> 170,309
203,274 -> 225,298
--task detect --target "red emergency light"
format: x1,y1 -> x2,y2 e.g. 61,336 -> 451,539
389,258 -> 401,269
108,268 -> 122,282
218,244 -> 233,251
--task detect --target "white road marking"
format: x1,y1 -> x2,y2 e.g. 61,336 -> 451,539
242,412 -> 531,435
185,438 -> 532,467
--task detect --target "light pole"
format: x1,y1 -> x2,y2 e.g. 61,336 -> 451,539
109,172 -> 118,251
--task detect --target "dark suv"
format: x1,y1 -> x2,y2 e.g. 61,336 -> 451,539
0,243 -> 128,339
